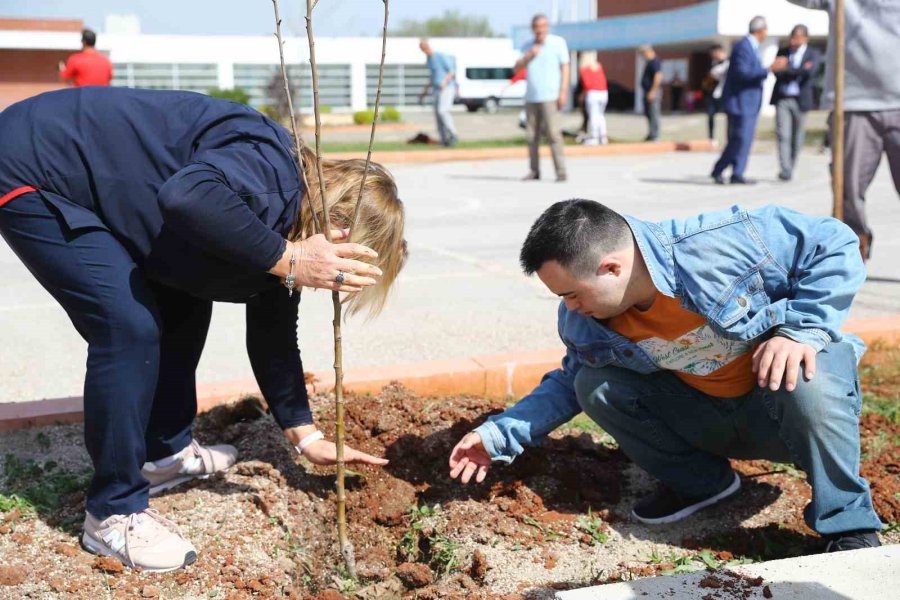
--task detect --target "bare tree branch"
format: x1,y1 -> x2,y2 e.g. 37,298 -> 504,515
349,0 -> 390,238
271,0 -> 321,235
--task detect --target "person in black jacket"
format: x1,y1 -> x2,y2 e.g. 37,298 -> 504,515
770,24 -> 821,181
0,87 -> 407,572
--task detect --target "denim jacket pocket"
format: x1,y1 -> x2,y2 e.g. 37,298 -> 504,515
572,344 -> 614,369
710,270 -> 774,339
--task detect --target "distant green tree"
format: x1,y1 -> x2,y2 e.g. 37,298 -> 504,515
393,9 -> 496,38
207,87 -> 251,105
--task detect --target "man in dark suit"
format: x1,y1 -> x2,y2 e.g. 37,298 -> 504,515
771,24 -> 821,181
711,16 -> 785,184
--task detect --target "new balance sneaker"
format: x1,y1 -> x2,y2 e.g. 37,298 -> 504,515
82,508 -> 197,572
142,440 -> 237,495
825,530 -> 881,553
632,471 -> 741,525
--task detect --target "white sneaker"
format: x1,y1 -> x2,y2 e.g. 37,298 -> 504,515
82,509 -> 197,572
142,440 -> 238,495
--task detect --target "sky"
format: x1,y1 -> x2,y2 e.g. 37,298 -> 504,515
0,0 -> 595,38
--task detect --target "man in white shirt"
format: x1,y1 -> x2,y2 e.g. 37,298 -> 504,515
516,14 -> 569,182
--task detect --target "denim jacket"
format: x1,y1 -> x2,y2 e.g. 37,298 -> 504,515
476,205 -> 866,464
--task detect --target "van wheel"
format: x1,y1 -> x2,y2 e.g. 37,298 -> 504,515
483,97 -> 499,114
465,103 -> 479,113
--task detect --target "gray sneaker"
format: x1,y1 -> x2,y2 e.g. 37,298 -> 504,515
82,508 -> 197,572
142,440 -> 238,495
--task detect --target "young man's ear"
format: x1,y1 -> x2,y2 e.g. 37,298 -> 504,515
597,255 -> 622,277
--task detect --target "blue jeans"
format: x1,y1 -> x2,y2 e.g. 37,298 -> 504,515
574,341 -> 882,535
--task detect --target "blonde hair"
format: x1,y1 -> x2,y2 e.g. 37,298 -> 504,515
290,144 -> 407,317
579,52 -> 598,70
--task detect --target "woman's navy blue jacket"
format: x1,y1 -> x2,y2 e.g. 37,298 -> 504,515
0,87 -> 312,426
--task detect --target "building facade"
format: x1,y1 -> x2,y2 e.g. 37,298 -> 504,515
0,16 -> 519,112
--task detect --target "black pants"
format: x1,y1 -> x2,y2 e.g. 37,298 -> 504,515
0,192 -> 212,519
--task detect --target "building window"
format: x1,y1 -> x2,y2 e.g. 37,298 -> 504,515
233,63 -> 352,109
111,63 -> 218,94
366,64 -> 430,106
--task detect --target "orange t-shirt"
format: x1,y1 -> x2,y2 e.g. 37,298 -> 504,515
607,293 -> 757,397
61,50 -> 113,87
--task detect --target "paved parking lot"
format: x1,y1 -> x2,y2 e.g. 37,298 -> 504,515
1,144 -> 898,403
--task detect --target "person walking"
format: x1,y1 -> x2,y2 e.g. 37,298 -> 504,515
59,28 -> 112,87
0,87 -> 407,572
449,199 -> 882,555
702,44 -> 730,143
516,13 -> 569,182
711,16 -> 785,185
419,39 -> 458,147
770,24 -> 821,181
789,0 -> 900,261
577,53 -> 609,145
639,45 -> 663,142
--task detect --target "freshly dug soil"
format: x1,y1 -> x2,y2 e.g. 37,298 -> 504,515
1,342 -> 898,599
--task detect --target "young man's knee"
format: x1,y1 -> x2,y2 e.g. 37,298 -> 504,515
775,370 -> 859,431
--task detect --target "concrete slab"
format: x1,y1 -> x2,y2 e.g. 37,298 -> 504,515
556,544 -> 900,600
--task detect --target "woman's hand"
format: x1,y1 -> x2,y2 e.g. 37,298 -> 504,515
285,425 -> 389,466
302,439 -> 389,466
271,229 -> 383,293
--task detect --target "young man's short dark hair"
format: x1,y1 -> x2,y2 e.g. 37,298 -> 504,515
82,29 -> 97,47
520,199 -> 631,278
709,43 -> 724,53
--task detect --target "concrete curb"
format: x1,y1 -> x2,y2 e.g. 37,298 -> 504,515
1,316 -> 897,432
326,139 -> 715,164
556,544 -> 900,599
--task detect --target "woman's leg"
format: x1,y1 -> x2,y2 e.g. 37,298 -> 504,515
596,91 -> 609,143
144,283 -> 213,462
0,192 -> 160,520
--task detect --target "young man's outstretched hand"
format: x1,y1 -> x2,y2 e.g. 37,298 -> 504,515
449,431 -> 492,484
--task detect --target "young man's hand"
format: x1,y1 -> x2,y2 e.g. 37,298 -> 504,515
449,431 -> 492,483
752,336 -> 817,392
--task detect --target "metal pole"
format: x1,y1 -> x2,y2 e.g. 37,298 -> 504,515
832,0 -> 845,221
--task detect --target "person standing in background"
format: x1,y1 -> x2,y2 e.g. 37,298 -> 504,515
711,16 -> 785,185
59,29 -> 112,87
770,24 -> 821,182
578,53 -> 609,145
419,39 -> 458,147
702,44 -> 730,143
789,0 -> 900,261
639,45 -> 663,142
516,13 -> 569,182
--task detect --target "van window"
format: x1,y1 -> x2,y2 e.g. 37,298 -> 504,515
465,67 -> 514,80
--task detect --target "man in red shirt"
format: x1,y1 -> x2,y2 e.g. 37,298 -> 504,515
59,29 -> 113,87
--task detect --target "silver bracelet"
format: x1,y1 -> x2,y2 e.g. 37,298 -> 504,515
284,243 -> 297,296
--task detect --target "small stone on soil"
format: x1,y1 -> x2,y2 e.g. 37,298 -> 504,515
0,565 -> 27,586
92,556 -> 125,574
141,584 -> 160,597
396,562 -> 434,589
470,549 -> 489,581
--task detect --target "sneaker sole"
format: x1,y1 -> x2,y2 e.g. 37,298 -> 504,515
631,472 -> 741,525
81,532 -> 198,573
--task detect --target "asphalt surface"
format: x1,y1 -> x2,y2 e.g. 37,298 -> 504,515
1,142 -> 898,403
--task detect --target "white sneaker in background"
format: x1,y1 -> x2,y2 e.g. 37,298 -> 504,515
142,440 -> 238,495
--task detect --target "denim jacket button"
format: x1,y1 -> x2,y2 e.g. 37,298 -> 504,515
737,296 -> 748,307
623,349 -> 634,358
